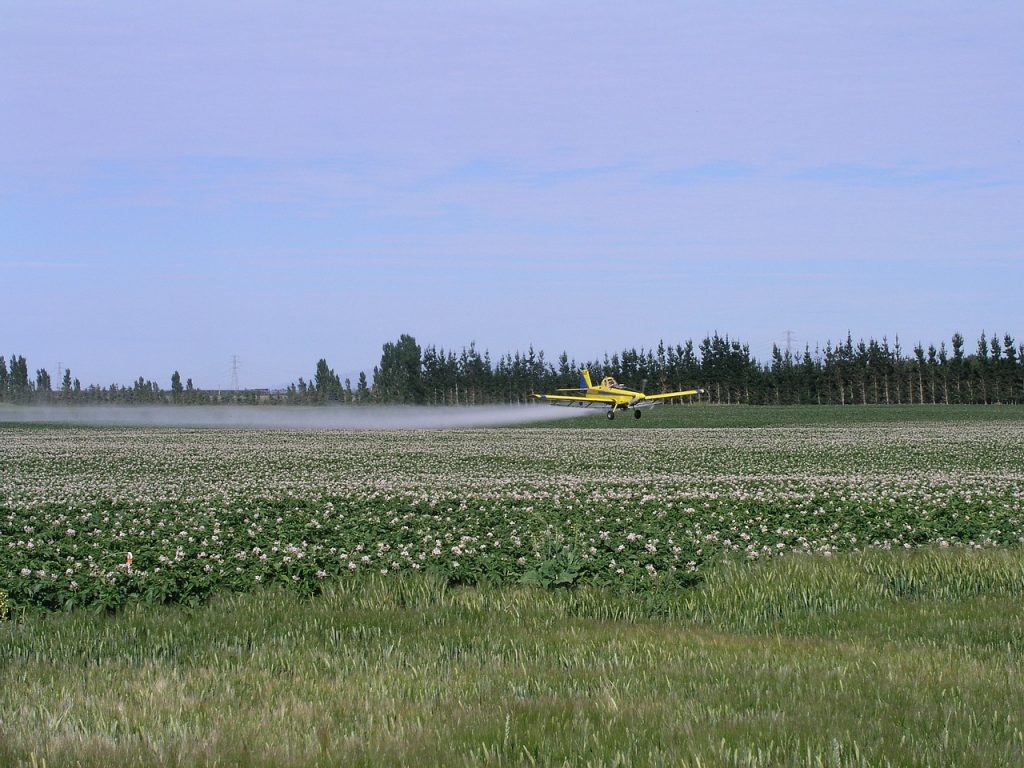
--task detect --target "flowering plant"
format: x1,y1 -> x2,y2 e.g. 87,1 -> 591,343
2,422 -> 1022,611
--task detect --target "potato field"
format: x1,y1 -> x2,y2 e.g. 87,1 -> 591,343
3,409 -> 1024,767
3,413 -> 1023,611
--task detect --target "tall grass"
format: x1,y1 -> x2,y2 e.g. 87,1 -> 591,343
3,549 -> 1022,767
678,548 -> 1024,632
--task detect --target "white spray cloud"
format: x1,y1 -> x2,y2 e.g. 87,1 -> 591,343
0,404 -> 592,430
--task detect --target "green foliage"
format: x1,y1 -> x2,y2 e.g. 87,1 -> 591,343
375,333 -> 425,403
356,370 -> 370,402
0,589 -> 7,621
369,328 -> 1024,405
2,414 -> 1023,612
170,370 -> 183,402
679,548 -> 1024,634
520,550 -> 584,588
312,357 -> 344,402
4,327 -> 1024,405
2,554 -> 1023,767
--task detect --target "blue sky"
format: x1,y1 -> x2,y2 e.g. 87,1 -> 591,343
2,2 -> 1022,388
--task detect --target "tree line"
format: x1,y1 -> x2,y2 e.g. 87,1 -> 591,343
3,330 -> 1022,406
0,358 -> 234,405
282,330 -> 1024,406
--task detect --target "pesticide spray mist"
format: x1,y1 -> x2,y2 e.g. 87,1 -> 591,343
0,404 -> 592,430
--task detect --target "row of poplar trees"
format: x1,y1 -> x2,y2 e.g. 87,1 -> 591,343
287,330 -> 1024,406
0,356 -> 223,404
4,330 -> 1022,406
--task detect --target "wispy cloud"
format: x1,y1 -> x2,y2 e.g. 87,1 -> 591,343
417,158 -> 634,191
789,163 -> 1004,188
0,259 -> 85,271
650,161 -> 760,186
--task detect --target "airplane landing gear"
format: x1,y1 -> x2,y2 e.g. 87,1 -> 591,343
606,410 -> 615,420
634,409 -> 642,419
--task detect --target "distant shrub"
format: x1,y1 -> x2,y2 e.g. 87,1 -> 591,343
0,590 -> 7,621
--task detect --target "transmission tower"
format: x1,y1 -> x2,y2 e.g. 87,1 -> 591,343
230,355 -> 240,391
784,330 -> 796,357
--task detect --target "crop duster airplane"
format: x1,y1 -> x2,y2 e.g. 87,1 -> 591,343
533,369 -> 704,420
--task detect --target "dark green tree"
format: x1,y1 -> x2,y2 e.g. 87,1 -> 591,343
171,371 -> 184,402
950,333 -> 965,403
913,344 -> 926,404
61,368 -> 73,400
926,344 -> 939,404
1002,334 -> 1019,402
9,355 -> 30,401
989,334 -> 1003,403
313,358 -> 343,402
974,332 -> 990,403
375,335 -> 424,403
35,368 -> 52,399
937,342 -> 949,404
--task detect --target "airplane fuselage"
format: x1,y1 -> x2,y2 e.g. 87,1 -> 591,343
532,370 -> 703,420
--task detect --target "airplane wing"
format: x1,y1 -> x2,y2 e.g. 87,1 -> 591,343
643,389 -> 703,401
532,394 -> 618,406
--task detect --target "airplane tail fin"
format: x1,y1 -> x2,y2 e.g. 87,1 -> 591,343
580,369 -> 594,390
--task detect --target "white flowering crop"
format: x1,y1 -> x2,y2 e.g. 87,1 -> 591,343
1,421 -> 1022,609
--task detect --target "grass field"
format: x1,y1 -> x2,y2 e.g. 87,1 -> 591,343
2,405 -> 1023,766
539,402 -> 1024,428
3,553 -> 1024,768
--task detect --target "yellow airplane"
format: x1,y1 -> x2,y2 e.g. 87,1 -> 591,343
533,369 -> 703,420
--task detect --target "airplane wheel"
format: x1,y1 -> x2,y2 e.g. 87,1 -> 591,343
607,411 -> 615,420
634,410 -> 642,419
